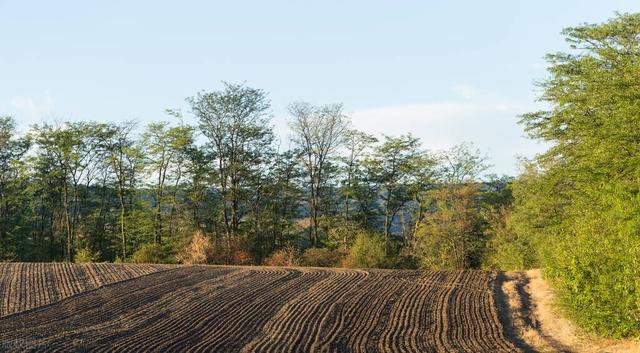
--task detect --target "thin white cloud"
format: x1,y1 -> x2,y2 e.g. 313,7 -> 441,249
532,62 -> 547,70
351,101 -> 523,147
451,84 -> 480,99
10,96 -> 38,117
349,95 -> 546,175
9,91 -> 56,124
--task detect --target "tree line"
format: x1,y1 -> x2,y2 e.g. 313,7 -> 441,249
0,82 -> 511,269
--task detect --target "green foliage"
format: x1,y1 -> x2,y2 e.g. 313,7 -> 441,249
342,232 -> 387,269
483,163 -> 566,271
544,185 -> 640,338
129,243 -> 173,264
413,185 -> 485,270
365,134 -> 436,252
74,246 -> 101,263
483,209 -> 538,271
142,120 -> 195,245
0,249 -> 16,262
301,248 -> 345,268
509,13 -> 640,337
188,82 -> 274,241
0,117 -> 30,261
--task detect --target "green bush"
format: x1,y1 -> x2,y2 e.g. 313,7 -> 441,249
483,210 -> 539,271
413,185 -> 484,270
342,232 -> 386,269
544,188 -> 640,338
508,13 -> 640,338
0,249 -> 16,262
129,243 -> 172,264
390,254 -> 419,269
505,176 -> 640,337
301,247 -> 344,267
74,246 -> 101,263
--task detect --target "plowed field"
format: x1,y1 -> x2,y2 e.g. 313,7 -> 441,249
0,263 -> 524,352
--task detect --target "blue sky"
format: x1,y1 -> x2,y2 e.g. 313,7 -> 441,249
2,1 -> 639,175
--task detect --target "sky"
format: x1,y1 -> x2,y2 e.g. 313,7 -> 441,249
2,1 -> 639,175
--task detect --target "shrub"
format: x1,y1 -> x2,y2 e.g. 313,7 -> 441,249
483,209 -> 539,271
263,247 -> 300,267
231,250 -> 253,265
413,185 -> 484,270
130,243 -> 172,264
342,232 -> 386,269
0,249 -> 16,262
228,237 -> 254,265
301,248 -> 344,267
176,231 -> 214,264
176,232 -> 255,265
391,254 -> 419,269
326,222 -> 365,249
203,236 -> 251,265
544,188 -> 640,338
74,246 -> 101,263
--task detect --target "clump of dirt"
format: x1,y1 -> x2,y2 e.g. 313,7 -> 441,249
501,269 -> 640,353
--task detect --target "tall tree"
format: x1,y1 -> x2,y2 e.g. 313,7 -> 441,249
188,83 -> 274,250
102,122 -> 141,260
288,102 -> 349,247
413,143 -> 488,269
413,184 -> 484,269
337,130 -> 377,247
142,121 -> 194,244
366,134 -> 434,254
438,143 -> 488,185
0,116 -> 30,260
32,123 -> 86,261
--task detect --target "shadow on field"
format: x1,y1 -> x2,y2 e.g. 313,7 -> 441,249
493,272 -> 575,353
493,272 -> 537,353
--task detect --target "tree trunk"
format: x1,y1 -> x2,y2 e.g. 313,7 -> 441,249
343,166 -> 352,248
155,180 -> 162,244
62,180 -> 72,262
117,177 -> 127,259
383,190 -> 392,256
95,177 -> 107,256
343,194 -> 349,247
119,194 -> 126,259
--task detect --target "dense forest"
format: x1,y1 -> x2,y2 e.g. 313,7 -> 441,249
0,82 -> 510,269
1,12 -> 640,338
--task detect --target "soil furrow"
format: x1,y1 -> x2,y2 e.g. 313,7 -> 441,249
0,264 -> 523,353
